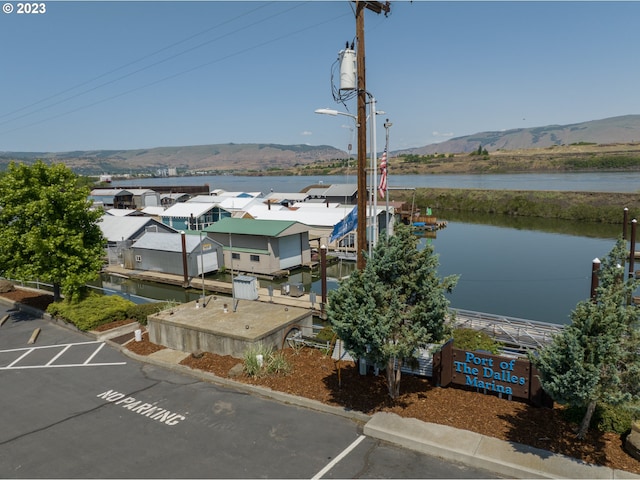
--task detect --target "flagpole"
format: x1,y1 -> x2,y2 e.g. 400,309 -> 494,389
371,96 -> 378,253
383,119 -> 392,240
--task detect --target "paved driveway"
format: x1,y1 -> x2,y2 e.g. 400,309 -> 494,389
0,303 -> 497,478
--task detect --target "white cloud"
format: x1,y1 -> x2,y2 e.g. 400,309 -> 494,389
300,131 -> 312,136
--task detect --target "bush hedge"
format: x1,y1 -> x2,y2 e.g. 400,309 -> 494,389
126,302 -> 172,325
562,403 -> 639,434
452,328 -> 503,354
47,293 -> 134,331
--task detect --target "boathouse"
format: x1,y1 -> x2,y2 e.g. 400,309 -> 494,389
161,202 -> 230,231
90,188 -> 134,209
204,217 -> 311,276
131,231 -> 222,276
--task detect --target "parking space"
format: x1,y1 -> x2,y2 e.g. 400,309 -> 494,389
0,303 -> 497,478
0,341 -> 126,370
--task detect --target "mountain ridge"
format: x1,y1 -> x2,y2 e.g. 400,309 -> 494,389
0,143 -> 347,176
2,115 -> 640,175
399,114 -> 640,156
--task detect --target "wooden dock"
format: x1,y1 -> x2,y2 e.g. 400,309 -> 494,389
102,267 -> 565,355
412,220 -> 447,232
103,265 -> 321,312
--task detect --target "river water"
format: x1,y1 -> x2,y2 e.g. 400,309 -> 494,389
110,172 -> 635,325
113,171 -> 640,193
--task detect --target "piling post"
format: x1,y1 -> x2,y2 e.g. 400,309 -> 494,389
320,244 -> 327,316
180,231 -> 189,287
623,207 -> 629,240
629,219 -> 637,280
591,257 -> 600,302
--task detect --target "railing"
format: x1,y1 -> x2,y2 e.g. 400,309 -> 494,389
2,278 -> 159,305
451,308 -> 564,352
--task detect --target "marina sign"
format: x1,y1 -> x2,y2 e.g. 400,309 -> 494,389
432,340 -> 552,407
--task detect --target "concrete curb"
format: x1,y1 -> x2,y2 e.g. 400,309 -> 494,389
3,294 -> 640,479
109,340 -> 371,425
364,412 -> 637,479
114,342 -> 639,479
91,321 -> 141,342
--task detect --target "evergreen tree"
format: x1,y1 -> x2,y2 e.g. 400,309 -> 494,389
328,223 -> 458,399
0,161 -> 105,302
532,237 -> 640,438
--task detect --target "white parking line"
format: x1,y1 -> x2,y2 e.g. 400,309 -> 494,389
46,344 -> 71,365
0,341 -> 126,370
7,348 -> 34,368
84,342 -> 106,364
311,434 -> 366,479
1,340 -> 104,352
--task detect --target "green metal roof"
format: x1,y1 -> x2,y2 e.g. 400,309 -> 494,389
204,217 -> 298,237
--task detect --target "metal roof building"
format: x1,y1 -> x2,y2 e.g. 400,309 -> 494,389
131,231 -> 221,276
204,217 -> 311,276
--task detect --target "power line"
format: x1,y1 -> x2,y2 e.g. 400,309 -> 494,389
0,7 -> 350,139
0,2 -> 304,128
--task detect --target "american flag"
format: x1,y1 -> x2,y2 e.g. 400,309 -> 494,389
378,148 -> 387,199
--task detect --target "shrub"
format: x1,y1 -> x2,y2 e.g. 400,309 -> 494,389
243,343 -> 291,378
452,328 -> 502,354
315,325 -> 335,343
126,302 -> 173,325
243,344 -> 264,377
47,293 -> 134,331
594,403 -> 636,434
561,403 -> 638,434
267,351 -> 291,375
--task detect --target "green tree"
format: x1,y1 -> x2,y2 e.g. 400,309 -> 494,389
327,223 -> 458,399
0,161 -> 105,302
532,237 -> 640,439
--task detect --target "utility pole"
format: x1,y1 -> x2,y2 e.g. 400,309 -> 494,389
356,1 -> 367,270
355,0 -> 389,270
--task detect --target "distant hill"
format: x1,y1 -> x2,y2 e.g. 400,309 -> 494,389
398,115 -> 640,156
0,143 -> 346,176
4,115 -> 640,176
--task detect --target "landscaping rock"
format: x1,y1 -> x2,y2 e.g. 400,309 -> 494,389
228,363 -> 244,378
191,349 -> 204,359
625,421 -> 640,461
0,280 -> 15,293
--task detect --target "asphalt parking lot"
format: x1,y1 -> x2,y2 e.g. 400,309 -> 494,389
0,302 -> 497,479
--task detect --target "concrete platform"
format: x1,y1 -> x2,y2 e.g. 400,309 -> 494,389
147,296 -> 313,358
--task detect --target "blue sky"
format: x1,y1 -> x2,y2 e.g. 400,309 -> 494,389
2,1 -> 640,153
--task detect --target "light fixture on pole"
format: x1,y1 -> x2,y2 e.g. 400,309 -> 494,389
316,107 -> 364,257
315,108 -> 359,125
383,118 -> 392,240
316,104 -> 381,257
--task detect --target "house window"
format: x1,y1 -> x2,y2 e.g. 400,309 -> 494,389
135,255 -> 142,263
232,253 -> 240,260
250,255 -> 260,262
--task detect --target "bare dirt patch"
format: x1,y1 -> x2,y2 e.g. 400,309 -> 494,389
0,288 -> 55,311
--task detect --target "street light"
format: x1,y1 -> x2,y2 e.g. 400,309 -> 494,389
316,107 -> 370,257
383,118 -> 393,240
316,105 -> 382,257
314,108 -> 359,125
